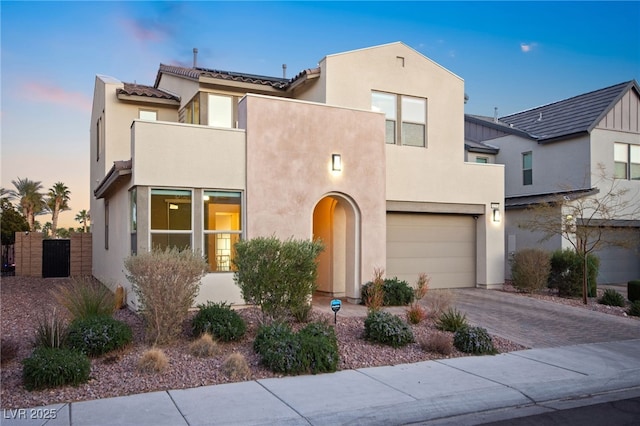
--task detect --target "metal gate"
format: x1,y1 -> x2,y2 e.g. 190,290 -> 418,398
42,239 -> 70,278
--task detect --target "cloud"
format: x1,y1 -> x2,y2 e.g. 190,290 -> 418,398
520,42 -> 538,53
23,82 -> 91,111
120,17 -> 169,43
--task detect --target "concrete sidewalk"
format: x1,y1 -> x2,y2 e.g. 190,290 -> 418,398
3,339 -> 639,426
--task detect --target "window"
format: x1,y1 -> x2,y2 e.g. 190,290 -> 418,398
522,152 -> 533,185
371,92 -> 396,144
203,191 -> 242,272
150,189 -> 192,250
615,143 -> 640,180
208,94 -> 234,128
401,96 -> 426,147
184,96 -> 200,124
372,91 -> 426,146
130,188 -> 137,255
139,110 -> 157,121
476,157 -> 488,164
96,115 -> 103,161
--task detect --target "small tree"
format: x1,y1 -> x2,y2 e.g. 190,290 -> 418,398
46,182 -> 71,238
124,247 -> 208,344
233,236 -> 324,322
521,164 -> 640,304
75,209 -> 90,232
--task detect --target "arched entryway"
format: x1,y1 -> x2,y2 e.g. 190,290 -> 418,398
312,193 -> 360,300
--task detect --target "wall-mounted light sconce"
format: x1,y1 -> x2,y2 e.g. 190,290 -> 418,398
332,154 -> 342,172
491,202 -> 501,222
169,204 -> 179,210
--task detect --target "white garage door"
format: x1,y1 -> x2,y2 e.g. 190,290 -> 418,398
386,213 -> 476,289
592,228 -> 640,284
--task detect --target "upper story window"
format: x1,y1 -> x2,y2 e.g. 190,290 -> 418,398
208,94 -> 234,128
615,143 -> 639,180
476,157 -> 489,164
371,91 -> 426,147
522,152 -> 533,185
203,191 -> 242,272
150,189 -> 192,250
139,109 -> 157,121
184,96 -> 200,124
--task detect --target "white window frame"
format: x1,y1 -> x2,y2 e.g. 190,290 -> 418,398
149,188 -> 193,250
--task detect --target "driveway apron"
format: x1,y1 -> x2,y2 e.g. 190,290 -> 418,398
448,289 -> 640,348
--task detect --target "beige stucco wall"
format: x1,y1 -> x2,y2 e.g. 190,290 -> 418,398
240,94 -> 387,300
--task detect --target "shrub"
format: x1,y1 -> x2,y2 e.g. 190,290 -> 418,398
435,308 -> 468,332
406,304 -> 427,325
628,300 -> 640,317
253,321 -> 339,375
222,353 -> 251,380
361,276 -> 415,307
363,268 -> 385,312
54,276 -> 115,320
191,302 -> 246,342
598,288 -> 626,307
189,333 -> 219,358
418,333 -> 453,355
33,308 -> 67,349
1,338 -> 19,364
628,280 -> 640,303
233,237 -> 324,322
548,249 -> 599,298
124,247 -> 208,345
67,315 -> 133,357
423,290 -> 455,317
363,311 -> 414,348
137,348 -> 168,373
414,272 -> 430,301
453,326 -> 496,354
22,347 -> 90,391
297,322 -> 339,374
254,322 -> 303,374
510,248 -> 551,293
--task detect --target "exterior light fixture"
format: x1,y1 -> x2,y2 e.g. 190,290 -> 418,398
169,204 -> 179,210
491,202 -> 501,222
332,154 -> 342,172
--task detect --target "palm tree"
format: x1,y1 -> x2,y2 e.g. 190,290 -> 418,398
75,209 -> 90,233
9,178 -> 45,231
47,182 -> 71,238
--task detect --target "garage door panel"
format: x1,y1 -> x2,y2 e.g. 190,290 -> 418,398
387,213 -> 476,289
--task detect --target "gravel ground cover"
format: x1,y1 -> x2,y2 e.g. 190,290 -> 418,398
0,276 -> 633,409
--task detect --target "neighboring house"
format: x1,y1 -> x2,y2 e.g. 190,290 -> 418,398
465,80 -> 640,284
90,42 -> 505,309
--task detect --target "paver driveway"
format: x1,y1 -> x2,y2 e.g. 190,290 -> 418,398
449,288 -> 640,348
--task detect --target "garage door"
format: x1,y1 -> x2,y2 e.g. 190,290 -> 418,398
591,228 -> 640,284
386,213 -> 476,289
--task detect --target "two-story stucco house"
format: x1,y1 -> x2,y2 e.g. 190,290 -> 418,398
90,42 -> 505,309
465,80 -> 640,284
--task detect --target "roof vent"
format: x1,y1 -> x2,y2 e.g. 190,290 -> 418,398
537,112 -> 543,121
282,64 -> 287,79
193,48 -> 198,68
494,107 -> 498,123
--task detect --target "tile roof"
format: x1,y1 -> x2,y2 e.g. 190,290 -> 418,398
505,188 -> 599,209
117,83 -> 179,101
464,139 -> 499,154
156,64 -> 320,91
499,80 -> 638,143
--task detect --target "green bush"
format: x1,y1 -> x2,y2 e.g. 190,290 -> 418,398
54,276 -> 115,321
22,347 -> 91,391
628,280 -> 640,303
363,311 -> 414,348
598,288 -> 626,307
361,278 -> 415,306
510,248 -> 551,293
124,247 -> 208,345
233,237 -> 324,322
253,321 -> 338,375
67,316 -> 133,357
191,302 -> 246,342
453,326 -> 496,354
628,300 -> 640,317
548,249 -> 599,298
435,308 -> 468,332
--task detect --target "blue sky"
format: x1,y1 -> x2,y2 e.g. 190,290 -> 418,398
2,1 -> 639,227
